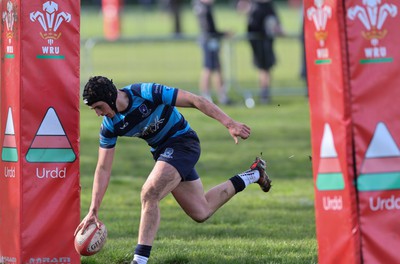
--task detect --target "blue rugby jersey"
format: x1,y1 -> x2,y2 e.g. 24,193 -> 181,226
98,83 -> 191,149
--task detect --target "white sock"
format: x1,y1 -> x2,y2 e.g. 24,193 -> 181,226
237,169 -> 260,186
134,254 -> 149,264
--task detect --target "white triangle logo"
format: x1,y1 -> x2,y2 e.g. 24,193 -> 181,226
365,122 -> 400,158
320,123 -> 337,158
5,107 -> 15,135
37,108 -> 65,136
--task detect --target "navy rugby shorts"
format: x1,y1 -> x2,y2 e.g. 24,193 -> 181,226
152,130 -> 201,181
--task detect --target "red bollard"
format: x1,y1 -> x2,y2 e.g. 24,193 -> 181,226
102,0 -> 121,41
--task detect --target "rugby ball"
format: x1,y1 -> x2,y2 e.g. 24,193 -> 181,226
74,222 -> 108,256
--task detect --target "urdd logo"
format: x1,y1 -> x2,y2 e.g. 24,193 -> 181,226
26,107 -> 76,163
357,122 -> 400,191
316,123 -> 345,191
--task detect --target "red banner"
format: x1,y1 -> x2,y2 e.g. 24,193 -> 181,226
346,0 -> 400,262
1,0 -> 22,262
307,0 -> 400,262
1,0 -> 80,263
304,0 -> 360,263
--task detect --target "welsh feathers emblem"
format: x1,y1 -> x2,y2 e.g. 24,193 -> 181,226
2,0 -> 17,41
30,1 -> 71,45
307,0 -> 332,47
348,0 -> 397,46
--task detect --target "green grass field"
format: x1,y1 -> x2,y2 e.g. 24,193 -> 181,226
81,3 -> 306,95
79,4 -> 317,264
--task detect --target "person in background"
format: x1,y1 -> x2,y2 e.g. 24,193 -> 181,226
193,0 -> 232,105
300,2 -> 308,96
162,0 -> 183,36
237,0 -> 284,104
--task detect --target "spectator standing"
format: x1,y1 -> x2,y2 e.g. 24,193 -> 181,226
237,0 -> 284,104
300,2 -> 308,96
193,0 -> 231,105
162,0 -> 183,36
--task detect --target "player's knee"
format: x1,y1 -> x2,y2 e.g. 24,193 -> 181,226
192,216 -> 209,223
140,186 -> 160,206
190,212 -> 211,223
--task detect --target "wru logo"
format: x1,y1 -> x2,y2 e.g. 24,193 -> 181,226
2,0 -> 16,34
307,0 -> 332,47
30,1 -> 71,45
348,0 -> 397,46
2,0 -> 16,53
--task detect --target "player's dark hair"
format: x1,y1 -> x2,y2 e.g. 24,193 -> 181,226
82,76 -> 118,112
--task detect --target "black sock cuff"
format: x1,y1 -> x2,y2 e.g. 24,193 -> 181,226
229,175 -> 246,193
135,244 -> 152,258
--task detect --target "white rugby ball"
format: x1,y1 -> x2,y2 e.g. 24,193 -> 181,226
74,222 -> 108,256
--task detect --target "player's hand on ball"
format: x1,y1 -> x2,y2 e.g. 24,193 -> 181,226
74,221 -> 108,256
74,210 -> 101,236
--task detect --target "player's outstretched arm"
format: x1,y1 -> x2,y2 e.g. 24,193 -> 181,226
75,147 -> 115,235
175,89 -> 251,144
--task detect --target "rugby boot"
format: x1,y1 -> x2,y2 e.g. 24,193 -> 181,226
250,156 -> 272,192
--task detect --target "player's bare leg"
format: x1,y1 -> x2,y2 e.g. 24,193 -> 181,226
138,161 -> 181,244
133,157 -> 271,264
213,69 -> 230,105
259,69 -> 271,103
172,156 -> 272,222
172,179 -> 236,222
133,161 -> 181,264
